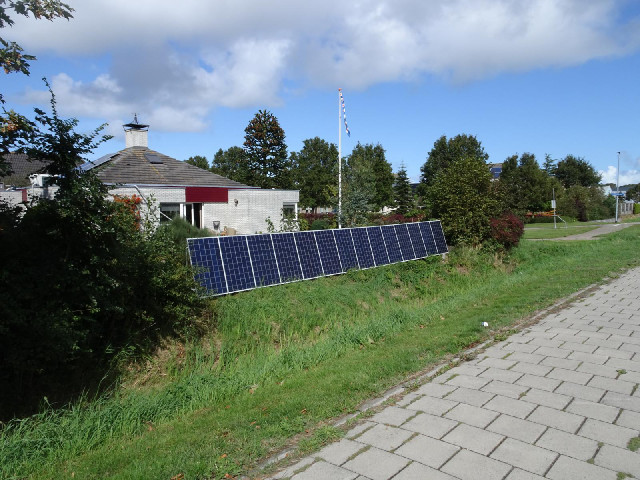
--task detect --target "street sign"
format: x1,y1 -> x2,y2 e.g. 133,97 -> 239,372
612,192 -> 625,197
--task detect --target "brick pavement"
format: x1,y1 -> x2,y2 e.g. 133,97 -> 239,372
264,267 -> 640,479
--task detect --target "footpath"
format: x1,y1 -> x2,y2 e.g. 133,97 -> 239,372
263,265 -> 640,480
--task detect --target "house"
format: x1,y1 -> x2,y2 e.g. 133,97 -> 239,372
80,118 -> 299,234
489,163 -> 502,180
0,153 -> 55,207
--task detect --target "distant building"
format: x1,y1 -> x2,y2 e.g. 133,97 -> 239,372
489,163 -> 502,180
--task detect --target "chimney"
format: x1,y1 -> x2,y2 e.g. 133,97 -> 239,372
123,114 -> 149,148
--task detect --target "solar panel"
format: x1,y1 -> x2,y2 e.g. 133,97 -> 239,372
367,226 -> 390,266
406,223 -> 427,258
315,230 -> 342,275
394,224 -> 416,261
247,234 -> 280,286
351,227 -> 375,269
430,221 -> 448,254
334,228 -> 359,271
219,236 -> 255,292
187,221 -> 447,296
294,231 -> 323,279
381,225 -> 403,263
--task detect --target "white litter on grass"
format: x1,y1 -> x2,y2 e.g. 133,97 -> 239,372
482,322 -> 489,327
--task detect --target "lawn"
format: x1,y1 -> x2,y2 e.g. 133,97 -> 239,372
523,225 -> 600,239
2,226 -> 640,479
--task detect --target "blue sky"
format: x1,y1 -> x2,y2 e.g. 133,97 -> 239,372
4,0 -> 640,184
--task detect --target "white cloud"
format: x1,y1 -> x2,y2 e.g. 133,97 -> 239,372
599,165 -> 640,185
8,0 -> 640,131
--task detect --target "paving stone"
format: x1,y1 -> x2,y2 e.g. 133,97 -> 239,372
396,392 -> 420,407
594,444 -> 640,478
370,406 -> 416,427
616,409 -> 640,429
414,382 -> 456,398
342,447 -> 409,480
484,395 -> 538,419
404,395 -> 458,416
528,405 -> 585,433
503,342 -> 539,354
558,341 -> 598,354
290,460 -> 358,480
540,356 -> 581,370
568,351 -> 608,365
441,449 -> 512,480
519,388 -> 572,409
554,381 -> 606,403
346,421 -> 376,439
482,379 -> 529,400
594,346 -> 635,359
619,343 -> 640,355
585,337 -> 624,350
577,362 -> 620,378
547,367 -> 593,385
578,418 -> 638,448
601,391 -> 640,413
482,345 -> 512,358
606,358 -> 640,375
587,375 -> 635,395
355,424 -> 414,451
505,468 -> 546,480
565,399 -> 619,423
444,385 -> 494,407
480,367 -> 524,384
530,337 -> 563,349
445,374 -> 490,390
516,373 -> 562,392
391,462 -> 458,480
316,438 -> 366,466
546,454 -> 617,480
487,414 -> 547,443
490,438 -> 557,476
508,352 -> 546,364
394,434 -> 459,469
477,356 -> 518,369
400,412 -> 457,439
511,362 -> 553,377
442,423 -> 504,455
535,427 -> 598,461
445,402 -> 499,428
270,457 -> 316,479
440,364 -> 487,378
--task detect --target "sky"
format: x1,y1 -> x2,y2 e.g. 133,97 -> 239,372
4,0 -> 640,185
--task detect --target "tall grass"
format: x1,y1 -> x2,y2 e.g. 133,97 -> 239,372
2,227 -> 639,479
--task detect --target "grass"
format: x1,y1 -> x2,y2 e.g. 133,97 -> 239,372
2,226 -> 640,479
523,225 -> 600,239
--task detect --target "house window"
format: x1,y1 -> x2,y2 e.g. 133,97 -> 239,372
160,203 -> 180,223
185,203 -> 202,229
283,203 -> 296,216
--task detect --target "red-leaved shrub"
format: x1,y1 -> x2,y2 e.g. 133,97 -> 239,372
490,211 -> 524,249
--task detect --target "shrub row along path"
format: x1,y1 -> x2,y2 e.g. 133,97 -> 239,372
263,266 -> 640,480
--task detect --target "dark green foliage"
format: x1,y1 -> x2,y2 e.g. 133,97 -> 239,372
555,154 -> 602,188
347,143 -> 394,211
243,110 -> 291,189
419,134 -> 489,193
557,185 -> 613,221
290,137 -> 337,211
498,153 -> 554,215
626,184 -> 640,202
210,146 -> 250,184
393,164 -> 413,215
542,154 -> 556,175
490,211 -> 524,249
159,216 -> 212,261
310,219 -> 329,230
185,155 -> 209,170
426,155 -> 499,246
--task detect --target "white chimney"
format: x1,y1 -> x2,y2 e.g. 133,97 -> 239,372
123,114 -> 149,148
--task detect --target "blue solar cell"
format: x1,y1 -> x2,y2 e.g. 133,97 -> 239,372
407,223 -> 427,258
314,230 -> 342,275
247,234 -> 280,286
272,233 -> 303,282
367,226 -> 390,266
188,237 -> 227,295
394,224 -> 416,261
294,231 -> 323,278
381,225 -> 402,263
334,228 -> 359,271
351,227 -> 375,268
430,221 -> 448,254
419,222 -> 438,255
219,236 -> 255,292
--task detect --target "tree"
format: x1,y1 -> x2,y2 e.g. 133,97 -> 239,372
290,137 -> 337,211
498,153 -> 553,215
243,109 -> 290,189
426,155 -> 498,246
542,154 -> 556,175
341,161 -> 374,227
419,134 -> 489,192
555,154 -> 601,188
346,143 -> 394,211
393,163 -> 413,215
210,146 -> 250,184
626,184 -> 640,202
185,155 -> 208,170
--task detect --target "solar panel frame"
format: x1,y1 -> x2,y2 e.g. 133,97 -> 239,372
187,220 -> 447,296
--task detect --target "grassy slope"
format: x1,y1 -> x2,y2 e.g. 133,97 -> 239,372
523,225 -> 600,239
3,226 -> 640,479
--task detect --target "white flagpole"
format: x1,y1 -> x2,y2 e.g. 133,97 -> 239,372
338,88 -> 342,229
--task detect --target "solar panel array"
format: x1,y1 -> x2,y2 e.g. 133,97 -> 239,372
188,221 -> 447,296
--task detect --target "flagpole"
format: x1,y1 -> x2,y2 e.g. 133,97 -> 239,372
338,88 -> 342,229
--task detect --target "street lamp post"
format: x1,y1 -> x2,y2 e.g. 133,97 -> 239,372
615,151 -> 620,223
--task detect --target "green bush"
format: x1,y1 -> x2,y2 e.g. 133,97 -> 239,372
634,203 -> 640,215
311,219 -> 329,230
